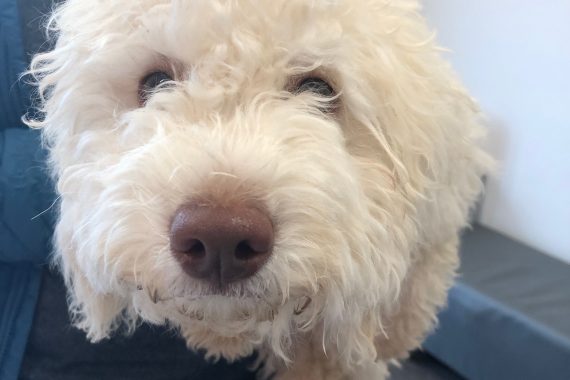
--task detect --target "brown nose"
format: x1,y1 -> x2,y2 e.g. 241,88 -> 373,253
169,202 -> 274,287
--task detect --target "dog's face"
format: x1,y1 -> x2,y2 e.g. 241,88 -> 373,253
31,0 -> 488,365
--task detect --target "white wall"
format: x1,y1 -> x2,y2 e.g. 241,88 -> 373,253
422,1 -> 570,263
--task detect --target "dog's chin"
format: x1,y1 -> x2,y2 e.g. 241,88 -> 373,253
174,291 -> 314,361
181,323 -> 259,361
177,296 -> 270,361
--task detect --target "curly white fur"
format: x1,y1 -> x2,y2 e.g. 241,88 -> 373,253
27,0 -> 492,378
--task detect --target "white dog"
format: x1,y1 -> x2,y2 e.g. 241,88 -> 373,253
28,0 -> 491,378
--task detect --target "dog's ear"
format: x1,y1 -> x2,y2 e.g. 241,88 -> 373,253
341,0 -> 494,360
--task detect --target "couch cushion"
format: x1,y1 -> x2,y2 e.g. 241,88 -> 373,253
0,1 -> 54,379
425,225 -> 570,380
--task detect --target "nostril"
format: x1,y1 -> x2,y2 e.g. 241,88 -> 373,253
170,201 -> 274,284
235,240 -> 260,260
185,239 -> 206,258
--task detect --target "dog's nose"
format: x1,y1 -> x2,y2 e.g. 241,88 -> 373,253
169,202 -> 274,286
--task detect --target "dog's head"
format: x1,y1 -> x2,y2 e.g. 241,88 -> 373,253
29,0 -> 489,365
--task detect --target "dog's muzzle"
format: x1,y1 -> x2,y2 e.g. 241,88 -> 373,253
169,201 -> 274,288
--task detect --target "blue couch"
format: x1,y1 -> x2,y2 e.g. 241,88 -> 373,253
0,1 -> 55,379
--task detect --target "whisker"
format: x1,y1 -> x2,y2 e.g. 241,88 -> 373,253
31,195 -> 61,220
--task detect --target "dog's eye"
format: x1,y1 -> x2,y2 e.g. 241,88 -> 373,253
139,71 -> 174,104
293,77 -> 335,97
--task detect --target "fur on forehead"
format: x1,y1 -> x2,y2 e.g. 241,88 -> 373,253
48,0 -> 434,76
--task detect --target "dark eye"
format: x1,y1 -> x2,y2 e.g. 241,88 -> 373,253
139,71 -> 174,104
294,77 -> 335,97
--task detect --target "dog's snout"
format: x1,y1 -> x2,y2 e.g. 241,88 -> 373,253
169,202 -> 274,286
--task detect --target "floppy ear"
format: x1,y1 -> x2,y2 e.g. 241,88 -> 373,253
340,1 -> 494,360
367,79 -> 491,358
